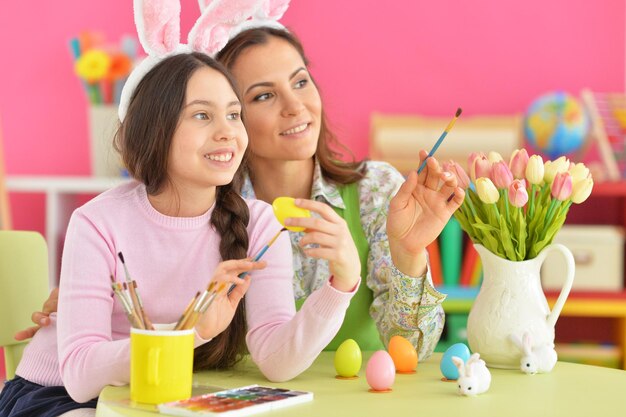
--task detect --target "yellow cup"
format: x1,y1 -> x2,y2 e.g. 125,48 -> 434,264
130,324 -> 194,404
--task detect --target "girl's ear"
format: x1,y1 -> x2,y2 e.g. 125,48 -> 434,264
188,0 -> 263,55
134,0 -> 181,57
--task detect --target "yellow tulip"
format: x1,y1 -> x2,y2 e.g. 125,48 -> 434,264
571,177 -> 593,204
544,156 -> 570,184
568,162 -> 590,185
525,155 -> 544,185
488,151 -> 504,164
476,177 -> 500,204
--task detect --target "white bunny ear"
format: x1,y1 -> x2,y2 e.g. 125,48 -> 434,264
134,0 -> 181,57
188,0 -> 264,55
197,0 -> 212,11
258,0 -> 290,20
522,332 -> 533,355
451,356 -> 466,378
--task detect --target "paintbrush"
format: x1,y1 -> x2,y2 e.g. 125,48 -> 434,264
110,275 -> 144,329
227,227 -> 287,295
175,283 -> 215,331
118,252 -> 154,330
417,107 -> 463,174
174,291 -> 201,330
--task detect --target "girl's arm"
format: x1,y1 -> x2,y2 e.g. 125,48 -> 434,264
56,210 -> 131,403
243,204 -> 357,382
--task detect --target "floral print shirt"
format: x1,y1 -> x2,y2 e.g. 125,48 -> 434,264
241,160 -> 446,360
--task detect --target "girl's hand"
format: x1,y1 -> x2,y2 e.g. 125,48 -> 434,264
195,259 -> 266,340
387,150 -> 465,276
284,199 -> 360,293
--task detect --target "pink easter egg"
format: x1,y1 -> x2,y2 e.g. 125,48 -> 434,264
366,350 -> 396,391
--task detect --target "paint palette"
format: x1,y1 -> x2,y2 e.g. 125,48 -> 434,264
158,385 -> 313,416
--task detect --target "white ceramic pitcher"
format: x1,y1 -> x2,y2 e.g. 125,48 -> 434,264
466,243 -> 575,369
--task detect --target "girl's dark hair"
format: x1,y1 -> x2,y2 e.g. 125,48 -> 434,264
114,52 -> 249,370
216,27 -> 365,185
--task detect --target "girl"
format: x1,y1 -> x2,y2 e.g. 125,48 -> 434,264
0,52 -> 357,417
215,26 -> 464,356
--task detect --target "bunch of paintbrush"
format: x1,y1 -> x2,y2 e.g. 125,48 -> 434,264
112,252 -> 155,330
110,275 -> 145,329
173,227 -> 286,331
174,282 -> 229,330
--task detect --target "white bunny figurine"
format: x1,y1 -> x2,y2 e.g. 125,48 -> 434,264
451,353 -> 491,396
510,332 -> 558,374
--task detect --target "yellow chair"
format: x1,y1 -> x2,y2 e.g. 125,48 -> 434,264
0,231 -> 50,380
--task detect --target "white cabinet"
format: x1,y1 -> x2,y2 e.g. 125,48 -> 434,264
6,176 -> 130,287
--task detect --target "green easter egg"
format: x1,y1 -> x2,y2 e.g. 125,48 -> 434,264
334,339 -> 362,377
272,197 -> 311,232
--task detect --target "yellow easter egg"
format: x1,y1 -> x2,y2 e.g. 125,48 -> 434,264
272,197 -> 311,232
388,335 -> 418,373
334,339 -> 362,378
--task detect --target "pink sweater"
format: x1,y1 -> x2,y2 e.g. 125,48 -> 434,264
16,181 -> 356,403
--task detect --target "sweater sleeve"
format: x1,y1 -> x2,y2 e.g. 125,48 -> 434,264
244,207 -> 356,382
57,210 -> 130,403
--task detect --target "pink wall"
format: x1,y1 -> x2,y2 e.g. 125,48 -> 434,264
1,0 -> 624,233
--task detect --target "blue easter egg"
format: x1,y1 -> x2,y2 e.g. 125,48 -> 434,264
440,343 -> 471,380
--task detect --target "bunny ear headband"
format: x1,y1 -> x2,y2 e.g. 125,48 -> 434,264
118,0 -> 291,121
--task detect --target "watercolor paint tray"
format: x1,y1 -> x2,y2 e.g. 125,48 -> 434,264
158,385 -> 313,416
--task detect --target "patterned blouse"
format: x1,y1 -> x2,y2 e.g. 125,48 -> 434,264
240,160 -> 446,360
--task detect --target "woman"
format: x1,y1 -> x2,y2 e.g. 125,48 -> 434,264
216,27 -> 464,357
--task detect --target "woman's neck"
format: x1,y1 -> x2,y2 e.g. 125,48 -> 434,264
249,157 -> 315,204
148,181 -> 217,217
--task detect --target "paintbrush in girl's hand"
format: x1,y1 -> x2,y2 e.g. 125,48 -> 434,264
227,227 -> 287,295
417,107 -> 463,174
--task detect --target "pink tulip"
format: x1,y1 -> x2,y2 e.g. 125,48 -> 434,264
550,172 -> 573,201
508,179 -> 528,207
470,154 -> 491,183
443,160 -> 470,189
491,161 -> 514,189
467,152 -> 485,173
509,149 -> 529,179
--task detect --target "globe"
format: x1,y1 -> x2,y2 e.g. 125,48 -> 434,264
524,92 -> 589,159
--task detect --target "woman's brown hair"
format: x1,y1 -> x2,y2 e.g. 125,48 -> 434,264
217,27 -> 365,185
114,52 -> 249,370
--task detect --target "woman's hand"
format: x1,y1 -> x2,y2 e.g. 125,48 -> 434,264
387,150 -> 465,277
195,259 -> 266,340
14,288 -> 59,341
284,199 -> 360,293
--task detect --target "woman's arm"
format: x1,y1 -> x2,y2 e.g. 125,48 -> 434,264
362,161 -> 461,360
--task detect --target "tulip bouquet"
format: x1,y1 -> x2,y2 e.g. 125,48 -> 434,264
445,150 -> 594,261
